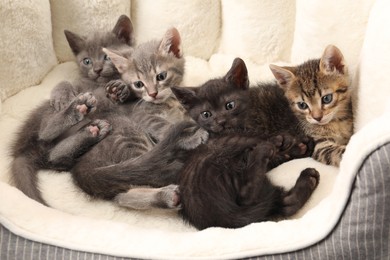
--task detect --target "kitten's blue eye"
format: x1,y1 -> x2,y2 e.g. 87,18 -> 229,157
201,111 -> 212,119
225,101 -> 235,110
322,94 -> 333,104
83,58 -> 92,65
297,102 -> 308,110
133,81 -> 144,89
103,54 -> 110,61
156,71 -> 167,81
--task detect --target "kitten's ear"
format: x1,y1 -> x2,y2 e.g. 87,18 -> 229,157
171,86 -> 199,109
158,27 -> 182,58
320,45 -> 346,75
112,15 -> 134,46
64,30 -> 85,56
269,64 -> 296,88
225,58 -> 249,90
102,48 -> 130,74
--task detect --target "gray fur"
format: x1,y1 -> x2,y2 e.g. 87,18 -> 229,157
10,15 -> 134,205
69,28 -> 207,210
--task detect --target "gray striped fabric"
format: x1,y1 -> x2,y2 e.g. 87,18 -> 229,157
1,143 -> 390,260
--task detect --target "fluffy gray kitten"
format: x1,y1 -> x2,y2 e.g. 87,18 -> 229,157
70,28 -> 208,210
10,15 -> 134,205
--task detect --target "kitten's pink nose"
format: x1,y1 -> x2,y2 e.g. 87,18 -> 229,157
313,116 -> 323,122
148,92 -> 158,98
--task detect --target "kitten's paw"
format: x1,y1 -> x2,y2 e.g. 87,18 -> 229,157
281,168 -> 320,216
71,92 -> 97,121
178,126 -> 209,150
271,133 -> 313,159
86,119 -> 112,140
157,185 -> 181,209
105,80 -> 131,103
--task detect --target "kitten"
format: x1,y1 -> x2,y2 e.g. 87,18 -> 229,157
103,27 -> 188,142
10,15 -> 134,205
69,28 -> 208,210
269,45 -> 353,167
171,58 -> 320,229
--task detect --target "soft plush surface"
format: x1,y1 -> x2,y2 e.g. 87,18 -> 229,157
2,0 -> 390,259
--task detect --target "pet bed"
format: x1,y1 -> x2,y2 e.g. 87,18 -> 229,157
1,0 -> 389,259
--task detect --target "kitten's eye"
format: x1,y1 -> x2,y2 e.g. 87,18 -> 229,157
83,58 -> 92,65
322,94 -> 333,104
133,81 -> 144,89
156,71 -> 167,81
201,111 -> 212,119
103,54 -> 110,61
297,102 -> 308,110
225,101 -> 235,110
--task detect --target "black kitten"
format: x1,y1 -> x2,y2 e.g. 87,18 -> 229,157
171,58 -> 320,229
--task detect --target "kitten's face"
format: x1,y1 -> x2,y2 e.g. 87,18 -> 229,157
75,44 -> 118,83
172,58 -> 250,134
106,28 -> 184,104
65,15 -> 134,84
270,45 -> 350,126
126,40 -> 184,104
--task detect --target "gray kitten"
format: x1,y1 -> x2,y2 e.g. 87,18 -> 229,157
70,28 -> 208,210
10,15 -> 134,205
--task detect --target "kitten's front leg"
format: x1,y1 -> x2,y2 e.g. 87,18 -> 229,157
105,79 -> 136,103
268,133 -> 314,169
313,140 -> 345,167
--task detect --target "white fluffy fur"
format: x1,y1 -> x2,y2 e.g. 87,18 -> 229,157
219,0 -> 295,64
0,0 -> 57,102
1,0 -> 390,258
354,0 -> 390,131
132,0 -> 220,60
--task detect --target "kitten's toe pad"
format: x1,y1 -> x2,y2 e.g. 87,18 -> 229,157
75,92 -> 97,115
105,80 -> 130,103
87,119 -> 112,140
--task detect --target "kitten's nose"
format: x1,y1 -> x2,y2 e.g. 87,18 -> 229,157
216,118 -> 226,126
94,66 -> 103,74
313,115 -> 323,122
148,92 -> 158,98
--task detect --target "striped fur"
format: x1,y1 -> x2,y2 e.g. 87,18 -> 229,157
270,45 -> 353,167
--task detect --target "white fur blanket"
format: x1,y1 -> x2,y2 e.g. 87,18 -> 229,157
1,62 -> 390,259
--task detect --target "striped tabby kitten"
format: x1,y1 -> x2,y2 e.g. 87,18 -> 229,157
270,45 -> 353,167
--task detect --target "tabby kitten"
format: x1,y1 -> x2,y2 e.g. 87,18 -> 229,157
69,28 -> 208,210
270,45 -> 353,167
10,15 -> 134,205
171,58 -> 320,229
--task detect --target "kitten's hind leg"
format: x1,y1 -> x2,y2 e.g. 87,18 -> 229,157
115,185 -> 181,210
281,168 -> 320,217
39,92 -> 97,141
238,142 -> 275,206
48,119 -> 111,167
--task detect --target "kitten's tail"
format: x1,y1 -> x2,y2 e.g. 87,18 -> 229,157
10,156 -> 48,206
